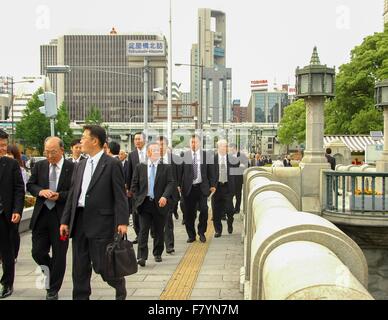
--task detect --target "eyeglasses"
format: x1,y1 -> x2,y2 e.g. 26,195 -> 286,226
44,150 -> 59,156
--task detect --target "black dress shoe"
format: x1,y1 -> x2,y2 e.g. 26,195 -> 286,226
228,225 -> 233,234
166,248 -> 175,254
154,255 -> 162,263
182,219 -> 185,225
0,285 -> 13,299
137,259 -> 146,267
221,215 -> 227,221
132,237 -> 138,244
46,291 -> 58,300
214,233 -> 222,238
186,238 -> 195,243
173,212 -> 179,220
116,288 -> 127,300
199,234 -> 206,243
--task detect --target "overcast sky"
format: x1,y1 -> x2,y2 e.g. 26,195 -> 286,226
0,0 -> 385,105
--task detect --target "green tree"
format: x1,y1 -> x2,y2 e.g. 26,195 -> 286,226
56,102 -> 73,150
277,99 -> 306,146
15,88 -> 50,154
325,23 -> 388,134
85,106 -> 103,125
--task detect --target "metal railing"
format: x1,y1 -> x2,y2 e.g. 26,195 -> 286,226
323,171 -> 388,215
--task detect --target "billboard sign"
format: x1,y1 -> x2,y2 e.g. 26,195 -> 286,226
127,40 -> 166,57
251,80 -> 268,91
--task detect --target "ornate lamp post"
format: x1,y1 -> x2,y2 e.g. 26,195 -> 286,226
295,47 -> 335,213
296,46 -> 335,165
375,79 -> 388,172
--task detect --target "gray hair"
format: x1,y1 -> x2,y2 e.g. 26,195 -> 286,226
44,136 -> 64,149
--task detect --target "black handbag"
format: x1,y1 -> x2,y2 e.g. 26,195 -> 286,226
104,233 -> 138,278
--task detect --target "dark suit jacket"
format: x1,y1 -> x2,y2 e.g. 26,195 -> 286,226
178,150 -> 216,197
27,158 -> 74,231
326,154 -> 336,170
130,162 -> 174,215
61,152 -> 129,239
230,152 -> 249,187
0,157 -> 25,221
126,149 -> 146,189
214,154 -> 238,194
122,160 -> 129,184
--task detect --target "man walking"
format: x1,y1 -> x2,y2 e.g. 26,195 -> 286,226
179,135 -> 216,243
127,132 -> 147,243
131,142 -> 174,266
228,143 -> 249,215
0,129 -> 25,299
27,137 -> 74,300
212,140 -> 237,237
60,125 -> 129,300
157,136 -> 181,255
69,139 -> 86,163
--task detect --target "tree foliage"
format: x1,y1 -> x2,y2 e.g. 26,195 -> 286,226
278,99 -> 306,146
15,88 -> 50,154
325,23 -> 388,134
85,106 -> 103,125
55,102 -> 73,150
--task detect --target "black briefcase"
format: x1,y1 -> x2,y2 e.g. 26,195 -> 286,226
105,233 -> 138,278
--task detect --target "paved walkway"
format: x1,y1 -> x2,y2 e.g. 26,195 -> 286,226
7,208 -> 244,300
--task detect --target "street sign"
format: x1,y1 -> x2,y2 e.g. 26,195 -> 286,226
127,40 -> 166,57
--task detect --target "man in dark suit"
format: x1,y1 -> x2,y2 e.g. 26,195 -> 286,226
0,129 -> 25,299
127,132 -> 147,243
212,140 -> 238,237
157,136 -> 181,255
228,143 -> 249,215
119,150 -> 129,180
60,125 -> 129,300
68,139 -> 86,163
27,137 -> 74,300
178,134 -> 216,243
130,142 -> 174,266
325,148 -> 336,170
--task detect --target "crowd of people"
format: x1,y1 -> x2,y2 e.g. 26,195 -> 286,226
0,126 -> 249,300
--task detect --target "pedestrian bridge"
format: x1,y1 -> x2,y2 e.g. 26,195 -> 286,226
9,166 -> 375,300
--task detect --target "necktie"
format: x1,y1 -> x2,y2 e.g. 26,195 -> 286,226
220,157 -> 227,183
45,164 -> 57,210
139,151 -> 144,163
193,152 -> 198,181
90,159 -> 94,176
149,164 -> 155,199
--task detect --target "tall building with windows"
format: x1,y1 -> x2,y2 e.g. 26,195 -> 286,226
190,9 -> 232,124
247,89 -> 289,123
40,30 -> 167,123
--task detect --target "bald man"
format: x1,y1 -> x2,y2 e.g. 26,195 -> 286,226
27,137 -> 74,300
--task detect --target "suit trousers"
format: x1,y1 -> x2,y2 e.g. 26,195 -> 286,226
71,209 -> 125,300
31,206 -> 68,294
0,214 -> 16,287
211,183 -> 235,235
183,185 -> 208,239
137,199 -> 166,260
164,200 -> 177,251
234,180 -> 243,213
129,198 -> 140,237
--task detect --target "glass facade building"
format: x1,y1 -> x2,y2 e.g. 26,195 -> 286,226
250,91 -> 289,123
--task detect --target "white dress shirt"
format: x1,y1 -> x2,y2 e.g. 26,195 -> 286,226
78,149 -> 104,208
192,149 -> 202,184
218,153 -> 228,183
137,147 -> 147,163
50,157 -> 64,190
147,159 -> 159,196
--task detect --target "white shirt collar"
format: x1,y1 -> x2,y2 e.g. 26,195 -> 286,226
148,158 -> 160,166
89,149 -> 104,165
191,149 -> 201,157
52,157 -> 64,171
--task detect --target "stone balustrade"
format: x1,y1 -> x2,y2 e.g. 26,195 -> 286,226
241,167 -> 373,300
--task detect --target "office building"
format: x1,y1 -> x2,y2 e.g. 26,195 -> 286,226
41,30 -> 167,123
190,9 -> 232,124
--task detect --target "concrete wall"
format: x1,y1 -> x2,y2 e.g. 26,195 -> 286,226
242,167 -> 373,300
